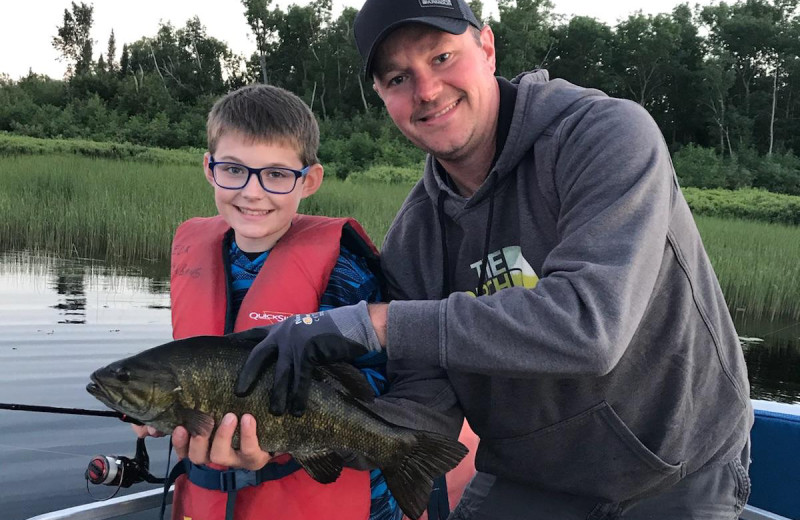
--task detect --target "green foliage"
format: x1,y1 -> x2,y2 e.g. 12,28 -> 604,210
318,112 -> 424,179
346,164 -> 424,185
672,143 -> 755,189
495,0 -> 555,75
547,17 -> 616,93
4,0 -> 800,191
52,2 -> 94,76
0,133 -> 200,165
672,144 -> 800,195
738,148 -> 800,195
674,144 -> 727,188
682,187 -> 800,225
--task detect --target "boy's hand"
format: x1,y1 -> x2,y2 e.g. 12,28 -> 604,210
131,424 -> 165,438
234,302 -> 382,416
172,413 -> 272,471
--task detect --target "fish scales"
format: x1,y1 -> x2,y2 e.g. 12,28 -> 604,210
164,339 -> 409,459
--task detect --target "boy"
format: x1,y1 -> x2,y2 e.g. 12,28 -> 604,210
135,84 -> 399,520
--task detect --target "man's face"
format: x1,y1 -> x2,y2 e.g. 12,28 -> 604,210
372,24 -> 498,164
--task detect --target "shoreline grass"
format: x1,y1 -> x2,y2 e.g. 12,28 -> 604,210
3,153 -> 799,322
0,154 -> 409,260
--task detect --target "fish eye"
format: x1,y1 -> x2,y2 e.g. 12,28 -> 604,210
112,367 -> 130,383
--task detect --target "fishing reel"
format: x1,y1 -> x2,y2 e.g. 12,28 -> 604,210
86,437 -> 165,491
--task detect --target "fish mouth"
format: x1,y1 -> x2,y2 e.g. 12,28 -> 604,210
86,372 -> 104,397
86,377 -> 116,410
86,381 -> 101,396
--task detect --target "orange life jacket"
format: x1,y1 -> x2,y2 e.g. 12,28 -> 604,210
169,214 -> 376,520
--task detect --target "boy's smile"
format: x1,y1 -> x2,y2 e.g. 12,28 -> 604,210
204,133 -> 323,252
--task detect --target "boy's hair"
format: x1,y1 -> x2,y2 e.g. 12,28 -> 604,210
207,84 -> 319,165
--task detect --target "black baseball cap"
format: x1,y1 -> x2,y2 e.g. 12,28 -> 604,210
354,0 -> 482,80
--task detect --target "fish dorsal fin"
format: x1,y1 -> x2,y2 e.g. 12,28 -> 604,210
313,363 -> 375,402
182,408 -> 215,437
293,450 -> 344,484
224,328 -> 269,347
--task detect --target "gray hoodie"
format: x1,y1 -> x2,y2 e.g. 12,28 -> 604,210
379,70 -> 753,502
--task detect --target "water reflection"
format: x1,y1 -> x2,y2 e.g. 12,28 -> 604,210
52,271 -> 87,324
0,250 -> 797,403
737,316 -> 800,404
0,251 -> 170,326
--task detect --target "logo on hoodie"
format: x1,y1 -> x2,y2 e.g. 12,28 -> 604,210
468,246 -> 539,296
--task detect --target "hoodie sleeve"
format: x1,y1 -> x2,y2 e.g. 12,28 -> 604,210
388,98 -> 676,378
370,245 -> 464,438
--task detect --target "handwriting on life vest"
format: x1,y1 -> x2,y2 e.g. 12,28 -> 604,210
172,263 -> 201,279
172,244 -> 191,256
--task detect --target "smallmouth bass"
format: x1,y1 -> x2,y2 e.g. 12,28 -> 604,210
87,333 -> 468,519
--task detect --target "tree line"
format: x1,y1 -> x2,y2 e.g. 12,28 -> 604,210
1,0 -> 799,194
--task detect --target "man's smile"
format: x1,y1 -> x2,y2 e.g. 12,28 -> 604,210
417,98 -> 462,123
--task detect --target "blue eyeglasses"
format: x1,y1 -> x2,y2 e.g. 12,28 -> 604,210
208,156 -> 310,194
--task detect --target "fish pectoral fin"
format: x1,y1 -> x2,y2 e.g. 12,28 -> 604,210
182,409 -> 215,437
313,363 -> 375,402
293,450 -> 345,484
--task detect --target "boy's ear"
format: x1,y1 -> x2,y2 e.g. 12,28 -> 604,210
202,152 -> 215,185
300,163 -> 324,198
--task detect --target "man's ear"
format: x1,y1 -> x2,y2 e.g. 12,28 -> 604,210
300,163 -> 324,198
203,152 -> 215,186
372,80 -> 385,101
479,25 -> 497,74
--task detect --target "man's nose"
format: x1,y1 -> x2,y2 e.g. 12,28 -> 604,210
414,71 -> 442,103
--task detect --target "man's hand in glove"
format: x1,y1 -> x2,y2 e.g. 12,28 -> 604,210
234,301 -> 383,416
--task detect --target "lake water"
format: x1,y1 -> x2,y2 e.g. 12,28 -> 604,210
0,251 -> 174,519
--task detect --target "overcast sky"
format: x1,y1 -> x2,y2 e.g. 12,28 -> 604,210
3,0 -> 716,80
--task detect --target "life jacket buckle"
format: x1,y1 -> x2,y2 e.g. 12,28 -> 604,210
219,468 -> 257,492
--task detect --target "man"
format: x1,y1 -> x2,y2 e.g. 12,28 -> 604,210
198,0 -> 754,518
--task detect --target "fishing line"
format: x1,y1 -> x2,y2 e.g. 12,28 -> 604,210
0,443 -> 86,458
760,320 -> 800,337
86,463 -> 126,501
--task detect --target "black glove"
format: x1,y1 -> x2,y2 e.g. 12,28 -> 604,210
234,302 -> 382,416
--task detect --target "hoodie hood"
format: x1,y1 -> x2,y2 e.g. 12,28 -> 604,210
423,70 -> 607,211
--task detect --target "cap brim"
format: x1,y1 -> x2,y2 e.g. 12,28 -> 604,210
364,17 -> 470,80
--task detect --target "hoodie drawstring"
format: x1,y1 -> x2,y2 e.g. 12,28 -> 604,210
477,177 -> 497,295
437,175 -> 497,298
438,191 -> 451,298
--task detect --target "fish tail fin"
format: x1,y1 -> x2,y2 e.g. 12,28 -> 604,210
382,431 -> 468,520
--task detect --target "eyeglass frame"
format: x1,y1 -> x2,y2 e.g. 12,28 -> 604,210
207,156 -> 311,194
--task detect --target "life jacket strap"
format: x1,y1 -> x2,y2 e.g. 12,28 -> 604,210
167,457 -> 304,493
427,475 -> 451,520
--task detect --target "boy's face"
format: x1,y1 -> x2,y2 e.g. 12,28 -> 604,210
204,132 -> 322,252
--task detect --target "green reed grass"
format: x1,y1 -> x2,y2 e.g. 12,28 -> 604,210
3,154 -> 799,322
0,154 -> 409,262
696,216 -> 800,322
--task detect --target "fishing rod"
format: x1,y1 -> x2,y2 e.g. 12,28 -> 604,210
0,402 -> 166,496
0,402 -> 142,425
